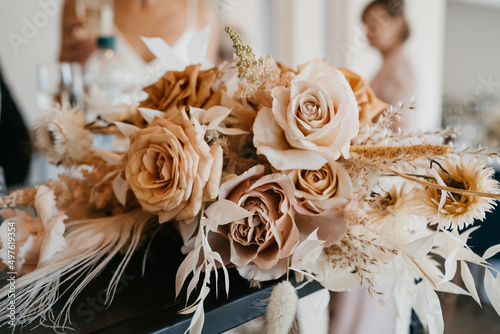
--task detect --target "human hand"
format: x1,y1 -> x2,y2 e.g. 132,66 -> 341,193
59,17 -> 96,65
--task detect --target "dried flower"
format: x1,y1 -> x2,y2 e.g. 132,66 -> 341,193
0,186 -> 66,276
366,183 -> 419,229
416,156 -> 498,230
225,26 -> 264,86
34,103 -> 92,166
225,26 -> 280,104
0,188 -> 37,209
266,281 -> 298,334
350,144 -> 452,165
342,197 -> 370,226
321,226 -> 397,296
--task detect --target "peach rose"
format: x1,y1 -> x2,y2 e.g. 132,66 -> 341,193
287,162 -> 351,246
288,161 -> 353,215
125,113 -> 221,223
0,186 -> 67,276
209,165 -> 299,281
339,68 -> 387,126
135,64 -> 222,127
253,59 -> 359,171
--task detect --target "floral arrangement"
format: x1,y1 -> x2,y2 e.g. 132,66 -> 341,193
1,27 -> 500,334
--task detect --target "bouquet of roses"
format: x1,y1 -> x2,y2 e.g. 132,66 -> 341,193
1,27 -> 500,334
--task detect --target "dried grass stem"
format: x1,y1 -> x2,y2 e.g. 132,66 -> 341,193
350,144 -> 452,162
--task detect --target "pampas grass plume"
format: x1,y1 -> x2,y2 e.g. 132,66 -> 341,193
266,280 -> 298,334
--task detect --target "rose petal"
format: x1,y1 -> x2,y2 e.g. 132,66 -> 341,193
219,165 -> 265,200
237,259 -> 288,281
295,212 -> 346,246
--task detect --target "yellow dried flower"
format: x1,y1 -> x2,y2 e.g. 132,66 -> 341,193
34,103 -> 92,166
225,26 -> 280,99
366,183 -> 420,232
416,156 -> 498,230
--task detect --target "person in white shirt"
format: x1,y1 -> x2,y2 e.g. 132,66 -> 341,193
59,0 -> 219,68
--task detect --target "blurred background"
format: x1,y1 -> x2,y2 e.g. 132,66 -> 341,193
1,0 -> 499,136
0,0 -> 499,332
1,0 -> 500,150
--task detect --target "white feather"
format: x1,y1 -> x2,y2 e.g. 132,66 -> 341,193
0,210 -> 154,329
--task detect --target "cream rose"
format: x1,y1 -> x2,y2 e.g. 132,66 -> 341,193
289,161 -> 353,215
209,165 -> 299,281
253,59 -> 359,170
125,114 -> 221,223
0,186 -> 66,276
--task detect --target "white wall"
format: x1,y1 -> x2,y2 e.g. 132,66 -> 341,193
443,2 -> 500,102
451,0 -> 500,10
287,0 -> 327,66
0,0 -> 62,128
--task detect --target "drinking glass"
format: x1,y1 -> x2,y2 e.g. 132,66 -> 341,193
36,62 -> 84,112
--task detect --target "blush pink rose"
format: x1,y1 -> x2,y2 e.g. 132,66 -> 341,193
209,165 -> 299,281
0,186 -> 67,276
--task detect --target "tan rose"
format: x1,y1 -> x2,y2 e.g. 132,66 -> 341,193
287,161 -> 352,246
135,64 -> 222,127
338,68 -> 387,126
125,113 -> 221,223
288,161 -> 353,215
253,59 -> 359,171
0,186 -> 67,276
209,165 -> 299,281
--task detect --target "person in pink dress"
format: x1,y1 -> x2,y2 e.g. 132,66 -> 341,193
365,0 -> 416,130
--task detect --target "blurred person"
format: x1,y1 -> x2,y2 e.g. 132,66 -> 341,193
59,0 -> 220,67
0,66 -> 32,188
363,0 -> 416,130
